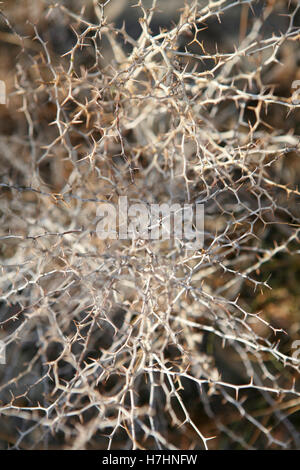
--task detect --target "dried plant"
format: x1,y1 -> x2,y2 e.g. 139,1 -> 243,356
0,0 -> 300,450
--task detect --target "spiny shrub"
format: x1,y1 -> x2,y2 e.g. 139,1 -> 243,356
0,0 -> 300,450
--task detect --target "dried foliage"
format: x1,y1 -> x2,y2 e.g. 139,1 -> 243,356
0,0 -> 300,450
